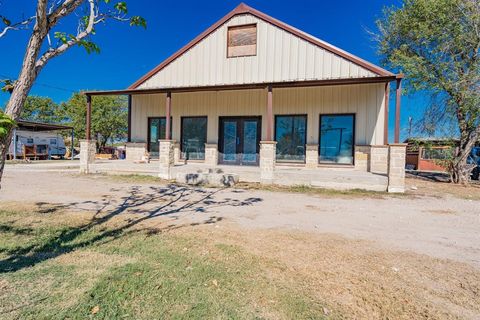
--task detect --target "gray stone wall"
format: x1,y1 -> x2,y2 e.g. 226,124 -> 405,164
305,144 -> 318,168
259,141 -> 276,184
354,146 -> 370,171
158,140 -> 174,179
125,142 -> 147,162
370,146 -> 389,174
79,139 -> 96,174
204,143 -> 218,166
387,144 -> 407,193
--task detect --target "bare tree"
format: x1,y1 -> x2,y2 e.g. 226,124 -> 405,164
0,0 -> 145,187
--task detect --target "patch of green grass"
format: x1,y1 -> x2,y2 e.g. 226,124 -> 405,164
102,173 -> 167,184
0,208 -> 331,319
236,182 -> 401,199
100,173 -> 400,199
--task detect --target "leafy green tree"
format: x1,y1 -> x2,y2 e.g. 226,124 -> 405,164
20,96 -> 62,123
61,92 -> 127,148
376,0 -> 479,184
0,0 -> 145,187
0,112 -> 16,139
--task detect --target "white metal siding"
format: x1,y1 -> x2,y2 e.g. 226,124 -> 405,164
131,83 -> 385,146
138,14 -> 376,89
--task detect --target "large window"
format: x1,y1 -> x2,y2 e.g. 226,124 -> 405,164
181,117 -> 207,160
227,24 -> 257,58
275,115 -> 307,162
319,114 -> 355,165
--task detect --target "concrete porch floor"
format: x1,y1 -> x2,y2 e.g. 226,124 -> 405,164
89,160 -> 388,191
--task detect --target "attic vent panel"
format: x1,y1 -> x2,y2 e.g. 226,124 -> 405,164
227,24 -> 257,57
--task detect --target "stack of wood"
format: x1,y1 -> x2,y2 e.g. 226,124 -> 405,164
23,145 -> 49,160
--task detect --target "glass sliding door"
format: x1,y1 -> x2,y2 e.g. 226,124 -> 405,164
148,117 -> 170,157
181,117 -> 207,160
275,115 -> 307,162
319,114 -> 355,164
242,120 -> 258,164
219,117 -> 261,165
222,120 -> 238,163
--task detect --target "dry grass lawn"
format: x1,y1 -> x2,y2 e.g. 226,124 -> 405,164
0,203 -> 479,319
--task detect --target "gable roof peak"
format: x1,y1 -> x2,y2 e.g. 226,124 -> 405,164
129,3 -> 395,89
233,2 -> 251,14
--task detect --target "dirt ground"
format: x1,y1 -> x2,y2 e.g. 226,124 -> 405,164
1,167 -> 480,318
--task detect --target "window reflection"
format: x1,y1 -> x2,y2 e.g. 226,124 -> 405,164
181,117 -> 207,160
275,115 -> 306,162
319,114 -> 354,164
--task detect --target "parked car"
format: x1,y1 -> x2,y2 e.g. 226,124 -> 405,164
468,147 -> 480,180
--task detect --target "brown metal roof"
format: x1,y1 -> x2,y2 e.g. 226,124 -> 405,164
128,3 -> 395,90
17,120 -> 73,131
84,75 -> 398,96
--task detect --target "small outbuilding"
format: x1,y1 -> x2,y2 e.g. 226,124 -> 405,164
8,120 -> 74,160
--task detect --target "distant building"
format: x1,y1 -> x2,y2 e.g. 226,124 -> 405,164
404,138 -> 458,172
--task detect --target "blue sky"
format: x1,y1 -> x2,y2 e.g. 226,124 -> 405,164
0,0 -> 428,142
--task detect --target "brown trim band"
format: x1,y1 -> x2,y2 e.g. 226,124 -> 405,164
128,3 -> 394,89
85,76 -> 397,96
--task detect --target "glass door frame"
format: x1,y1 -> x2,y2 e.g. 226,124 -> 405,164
218,116 -> 262,166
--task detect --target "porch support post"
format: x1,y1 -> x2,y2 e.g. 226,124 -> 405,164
394,78 -> 402,143
259,141 -> 276,184
158,139 -> 174,179
86,94 -> 92,141
205,143 -> 218,166
127,95 -> 132,142
384,82 -> 390,145
305,144 -> 318,168
165,92 -> 171,140
266,85 -> 273,141
387,143 -> 407,193
79,139 -> 96,174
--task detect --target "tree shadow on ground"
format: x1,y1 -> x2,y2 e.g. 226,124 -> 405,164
0,184 -> 262,273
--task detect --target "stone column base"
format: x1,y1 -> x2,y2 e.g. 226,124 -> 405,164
370,145 -> 388,174
125,142 -> 147,162
354,146 -> 370,171
173,142 -> 184,164
205,143 -> 218,166
260,141 -> 276,184
387,144 -> 407,193
305,144 -> 318,168
79,139 -> 96,174
159,140 -> 174,179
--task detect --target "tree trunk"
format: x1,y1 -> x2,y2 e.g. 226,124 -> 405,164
451,127 -> 479,184
0,1 -> 48,188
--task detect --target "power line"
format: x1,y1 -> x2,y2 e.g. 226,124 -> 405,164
0,73 -> 76,93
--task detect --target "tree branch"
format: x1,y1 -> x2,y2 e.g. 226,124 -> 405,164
0,16 -> 35,38
35,0 -> 95,71
47,0 -> 84,29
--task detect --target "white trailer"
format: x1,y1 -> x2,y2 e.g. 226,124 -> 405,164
8,120 -> 74,160
9,130 -> 67,158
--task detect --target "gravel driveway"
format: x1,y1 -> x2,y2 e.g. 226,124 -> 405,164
1,165 -> 479,268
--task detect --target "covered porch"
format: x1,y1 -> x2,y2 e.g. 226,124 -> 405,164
80,76 -> 406,192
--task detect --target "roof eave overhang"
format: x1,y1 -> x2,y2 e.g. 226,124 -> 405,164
85,75 -> 398,96
127,3 -> 395,90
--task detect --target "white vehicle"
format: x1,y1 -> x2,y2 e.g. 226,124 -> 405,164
9,130 -> 67,159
